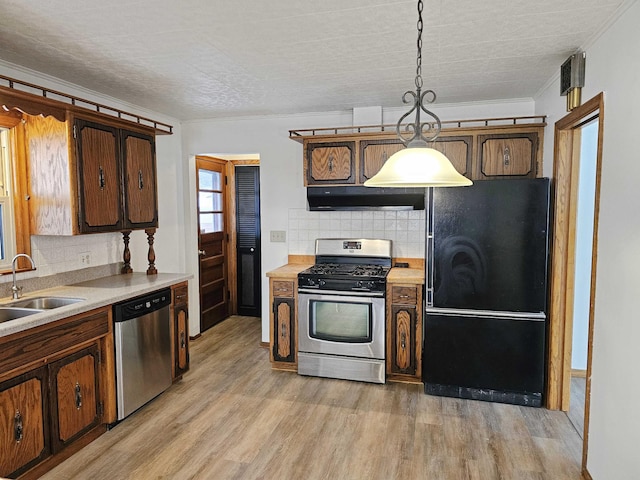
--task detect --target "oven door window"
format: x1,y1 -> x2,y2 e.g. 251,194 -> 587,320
309,300 -> 372,343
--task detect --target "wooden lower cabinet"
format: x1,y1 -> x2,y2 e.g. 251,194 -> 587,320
172,282 -> 190,380
269,279 -> 297,369
49,346 -> 100,453
0,368 -> 49,479
0,307 -> 113,479
386,284 -> 423,383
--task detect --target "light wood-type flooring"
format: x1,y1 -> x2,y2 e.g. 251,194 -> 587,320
41,316 -> 583,480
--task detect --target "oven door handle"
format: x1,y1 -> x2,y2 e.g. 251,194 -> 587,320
298,288 -> 384,298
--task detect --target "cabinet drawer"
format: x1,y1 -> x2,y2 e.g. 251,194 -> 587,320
173,284 -> 188,306
272,281 -> 294,298
392,286 -> 417,305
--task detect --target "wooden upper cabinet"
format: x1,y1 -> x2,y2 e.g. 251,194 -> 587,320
359,139 -> 404,182
48,346 -> 100,453
433,136 -> 472,177
0,368 -> 49,479
25,113 -> 158,235
122,130 -> 158,229
75,119 -> 123,232
477,132 -> 539,179
305,141 -> 355,185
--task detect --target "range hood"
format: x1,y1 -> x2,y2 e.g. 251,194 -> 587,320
307,186 -> 425,211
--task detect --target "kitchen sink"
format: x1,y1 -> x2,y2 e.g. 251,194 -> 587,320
0,307 -> 45,323
7,296 -> 85,310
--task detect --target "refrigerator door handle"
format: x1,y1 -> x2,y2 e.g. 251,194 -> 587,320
425,307 -> 546,321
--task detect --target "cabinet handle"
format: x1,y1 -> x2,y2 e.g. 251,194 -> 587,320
328,155 -> 334,172
138,170 -> 144,190
180,331 -> 186,349
401,332 -> 406,350
503,146 -> 511,166
98,166 -> 105,189
75,382 -> 83,409
176,294 -> 186,300
14,410 -> 23,442
199,249 -> 206,256
281,323 -> 287,338
399,294 -> 410,298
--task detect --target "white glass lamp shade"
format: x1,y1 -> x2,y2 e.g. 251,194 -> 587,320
363,147 -> 472,187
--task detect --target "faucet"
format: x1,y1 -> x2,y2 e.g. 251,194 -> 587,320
11,254 -> 36,300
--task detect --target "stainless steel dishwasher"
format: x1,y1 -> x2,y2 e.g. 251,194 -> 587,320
114,288 -> 172,420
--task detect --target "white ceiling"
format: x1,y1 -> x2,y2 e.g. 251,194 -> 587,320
0,0 -> 626,121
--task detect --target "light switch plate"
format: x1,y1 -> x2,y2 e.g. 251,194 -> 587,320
270,230 -> 286,242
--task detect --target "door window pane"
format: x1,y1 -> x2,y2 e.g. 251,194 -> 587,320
199,192 -> 222,212
198,169 -> 221,191
199,213 -> 223,233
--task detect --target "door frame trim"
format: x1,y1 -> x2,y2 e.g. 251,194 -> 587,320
545,92 -> 604,477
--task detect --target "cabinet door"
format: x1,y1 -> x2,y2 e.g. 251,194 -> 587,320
49,346 -> 100,453
359,139 -> 404,183
433,136 -> 472,178
0,368 -> 49,479
306,141 -> 355,184
75,119 -> 123,232
175,303 -> 190,377
122,129 -> 158,229
272,297 -> 295,363
390,305 -> 417,375
477,132 -> 538,179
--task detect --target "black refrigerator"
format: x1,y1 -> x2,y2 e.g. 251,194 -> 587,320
422,178 -> 550,407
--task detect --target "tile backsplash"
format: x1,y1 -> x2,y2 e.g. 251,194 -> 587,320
288,209 -> 425,258
1,233 -> 123,286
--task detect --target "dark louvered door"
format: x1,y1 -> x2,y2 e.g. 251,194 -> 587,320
235,166 -> 261,317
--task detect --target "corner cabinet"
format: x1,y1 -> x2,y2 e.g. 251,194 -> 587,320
269,279 -> 297,370
386,283 -> 423,383
171,282 -> 190,380
25,113 -> 158,235
0,307 -> 114,480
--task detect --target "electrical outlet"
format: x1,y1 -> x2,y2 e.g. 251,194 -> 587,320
270,230 -> 286,242
79,252 -> 91,265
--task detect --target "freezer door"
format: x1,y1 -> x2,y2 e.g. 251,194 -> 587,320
423,309 -> 546,406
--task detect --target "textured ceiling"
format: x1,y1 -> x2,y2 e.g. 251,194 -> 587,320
0,0 -> 626,120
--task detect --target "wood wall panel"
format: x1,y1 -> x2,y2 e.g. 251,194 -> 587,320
24,114 -> 74,235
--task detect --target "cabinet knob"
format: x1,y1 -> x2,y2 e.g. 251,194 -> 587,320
198,249 -> 206,256
503,146 -> 511,166
14,410 -> 23,442
75,382 -> 83,409
98,166 -> 105,189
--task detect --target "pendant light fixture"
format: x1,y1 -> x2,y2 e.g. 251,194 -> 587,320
364,0 -> 472,188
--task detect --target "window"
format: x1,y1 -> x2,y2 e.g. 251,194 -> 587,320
0,128 -> 17,269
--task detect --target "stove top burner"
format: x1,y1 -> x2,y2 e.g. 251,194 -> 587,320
303,263 -> 389,278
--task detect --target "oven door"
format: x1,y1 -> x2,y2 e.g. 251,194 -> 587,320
298,289 -> 385,360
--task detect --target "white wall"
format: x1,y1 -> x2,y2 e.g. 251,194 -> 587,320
535,2 -> 640,477
0,61 -> 186,283
181,100 -> 535,341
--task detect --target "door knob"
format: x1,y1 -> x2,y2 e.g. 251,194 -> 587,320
198,250 -> 206,256
250,247 -> 255,252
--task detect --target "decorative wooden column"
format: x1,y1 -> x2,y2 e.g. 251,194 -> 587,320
145,228 -> 157,275
121,231 -> 133,274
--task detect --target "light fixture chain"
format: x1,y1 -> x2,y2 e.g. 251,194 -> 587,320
415,0 -> 423,89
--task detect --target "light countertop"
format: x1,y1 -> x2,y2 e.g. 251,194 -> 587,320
0,272 -> 191,338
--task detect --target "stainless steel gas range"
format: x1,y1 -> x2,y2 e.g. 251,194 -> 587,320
297,238 -> 392,384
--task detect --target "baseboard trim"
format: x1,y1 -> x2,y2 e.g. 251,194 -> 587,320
190,333 -> 202,341
260,341 -> 269,349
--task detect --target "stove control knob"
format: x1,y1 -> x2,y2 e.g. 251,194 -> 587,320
319,279 -> 326,287
355,280 -> 363,288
